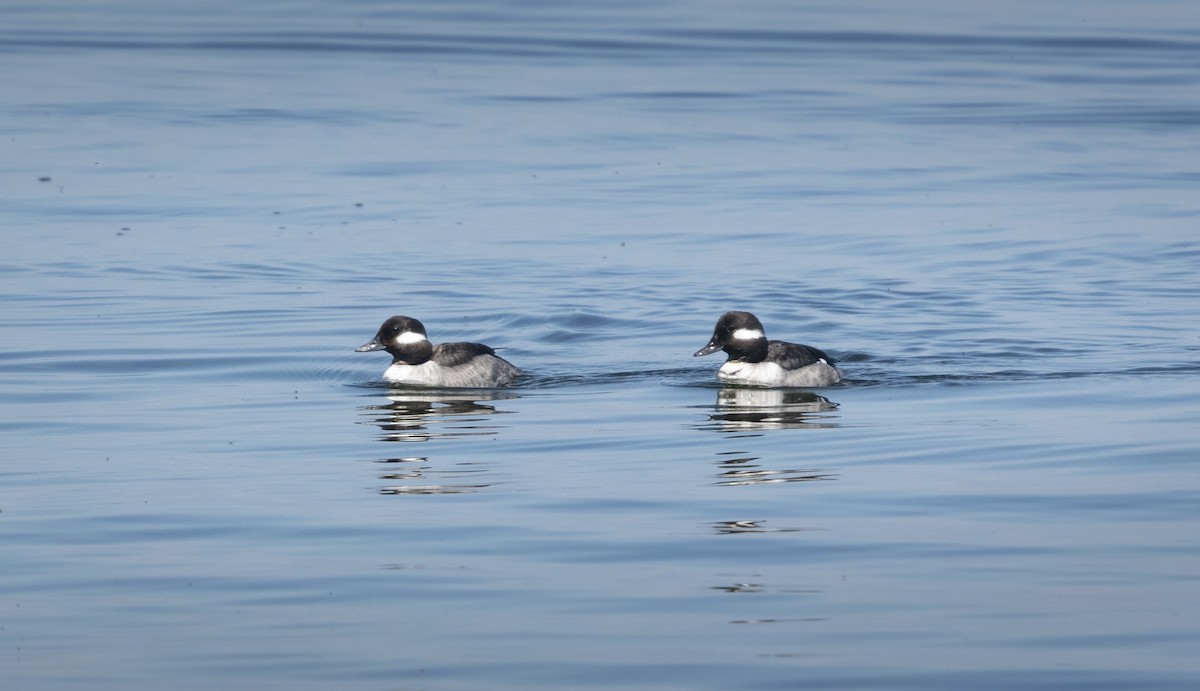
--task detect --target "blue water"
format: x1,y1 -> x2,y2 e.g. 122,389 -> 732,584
3,1 -> 1200,689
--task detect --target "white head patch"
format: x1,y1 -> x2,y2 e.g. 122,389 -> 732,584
731,328 -> 765,341
394,330 -> 428,345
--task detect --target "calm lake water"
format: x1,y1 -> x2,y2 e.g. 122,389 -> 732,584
3,1 -> 1200,689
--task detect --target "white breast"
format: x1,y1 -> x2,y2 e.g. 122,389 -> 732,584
382,361 -> 441,385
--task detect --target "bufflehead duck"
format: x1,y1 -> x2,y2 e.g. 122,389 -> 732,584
356,315 -> 522,388
694,311 -> 842,387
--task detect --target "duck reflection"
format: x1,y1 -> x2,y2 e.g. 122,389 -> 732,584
372,456 -> 494,495
358,389 -> 519,443
694,388 -> 840,487
699,388 -> 840,432
358,388 -> 520,495
714,452 -> 837,487
710,520 -> 817,534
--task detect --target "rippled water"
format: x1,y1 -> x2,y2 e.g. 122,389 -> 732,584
3,1 -> 1200,689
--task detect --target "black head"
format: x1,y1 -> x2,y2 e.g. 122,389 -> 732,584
694,311 -> 769,362
355,315 -> 434,364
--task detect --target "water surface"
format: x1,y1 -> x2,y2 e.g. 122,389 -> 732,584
2,1 -> 1200,689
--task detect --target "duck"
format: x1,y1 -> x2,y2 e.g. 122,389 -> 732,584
695,310 -> 842,387
356,315 -> 521,387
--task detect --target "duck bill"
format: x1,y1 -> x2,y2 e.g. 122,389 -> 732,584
355,338 -> 386,352
694,339 -> 723,357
